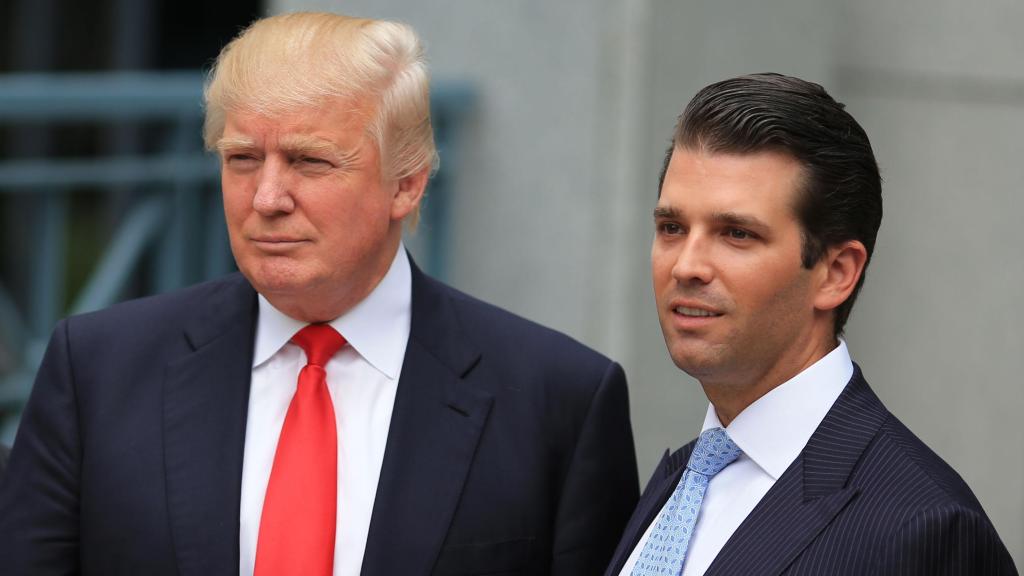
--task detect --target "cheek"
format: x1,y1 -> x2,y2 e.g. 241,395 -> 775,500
747,267 -> 814,323
221,181 -> 252,222
650,247 -> 675,282
310,194 -> 388,243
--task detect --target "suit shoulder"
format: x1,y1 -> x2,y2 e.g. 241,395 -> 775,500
62,273 -> 252,343
438,280 -> 616,372
861,411 -> 988,515
868,417 -> 1016,573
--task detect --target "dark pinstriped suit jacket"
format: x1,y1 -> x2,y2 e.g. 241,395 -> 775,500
606,366 -> 1018,575
0,443 -> 8,481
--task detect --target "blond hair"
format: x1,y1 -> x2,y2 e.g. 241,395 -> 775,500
203,12 -> 437,184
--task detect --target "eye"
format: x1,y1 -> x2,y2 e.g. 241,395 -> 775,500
724,228 -> 756,241
225,154 -> 259,169
297,156 -> 333,168
657,222 -> 684,236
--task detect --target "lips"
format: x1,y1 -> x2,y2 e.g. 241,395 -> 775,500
251,235 -> 306,243
673,305 -> 722,317
666,300 -> 724,331
250,236 -> 310,253
669,299 -> 723,317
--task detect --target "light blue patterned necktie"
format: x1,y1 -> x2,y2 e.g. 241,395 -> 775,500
632,427 -> 742,576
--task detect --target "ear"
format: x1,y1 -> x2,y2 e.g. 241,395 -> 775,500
389,166 -> 430,221
813,240 -> 868,313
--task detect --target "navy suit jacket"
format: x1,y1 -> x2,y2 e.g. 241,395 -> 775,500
605,367 -> 1017,576
0,263 -> 639,575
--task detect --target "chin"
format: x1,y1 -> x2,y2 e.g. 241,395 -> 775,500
665,339 -> 724,380
676,361 -> 731,387
240,258 -> 318,296
671,356 -> 713,380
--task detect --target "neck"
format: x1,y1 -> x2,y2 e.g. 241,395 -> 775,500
703,333 -> 837,427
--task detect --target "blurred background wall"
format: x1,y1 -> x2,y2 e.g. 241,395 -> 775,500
0,0 -> 261,443
1,0 -> 1020,565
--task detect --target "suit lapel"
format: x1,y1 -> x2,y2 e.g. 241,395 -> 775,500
705,367 -> 889,576
361,263 -> 490,576
702,457 -> 859,576
163,276 -> 257,576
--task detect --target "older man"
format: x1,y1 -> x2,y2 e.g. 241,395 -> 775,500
0,13 -> 638,576
605,74 -> 1016,575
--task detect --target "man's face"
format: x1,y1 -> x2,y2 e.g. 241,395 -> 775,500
218,99 -> 416,321
652,147 -> 826,388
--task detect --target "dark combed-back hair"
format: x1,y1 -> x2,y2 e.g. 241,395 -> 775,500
659,73 -> 883,337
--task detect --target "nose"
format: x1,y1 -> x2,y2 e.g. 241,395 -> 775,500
252,160 -> 295,215
671,234 -> 714,285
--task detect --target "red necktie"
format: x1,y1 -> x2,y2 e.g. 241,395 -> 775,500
254,324 -> 346,576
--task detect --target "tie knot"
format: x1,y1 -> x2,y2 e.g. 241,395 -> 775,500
291,324 -> 347,367
687,427 -> 742,477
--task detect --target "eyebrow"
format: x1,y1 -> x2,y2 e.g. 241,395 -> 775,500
214,135 -> 359,165
653,206 -> 771,231
278,135 -> 354,163
653,206 -> 679,219
214,136 -> 257,154
710,211 -> 770,231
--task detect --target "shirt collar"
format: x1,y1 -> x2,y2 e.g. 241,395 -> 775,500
701,340 -> 854,480
252,244 -> 412,380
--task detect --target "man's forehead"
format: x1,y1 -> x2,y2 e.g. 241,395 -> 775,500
223,96 -> 371,129
218,130 -> 336,145
662,149 -> 804,208
229,95 -> 372,123
215,132 -> 347,152
218,107 -> 369,152
668,147 -> 803,179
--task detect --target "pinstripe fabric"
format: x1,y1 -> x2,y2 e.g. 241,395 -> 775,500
606,366 -> 1018,576
0,443 -> 9,482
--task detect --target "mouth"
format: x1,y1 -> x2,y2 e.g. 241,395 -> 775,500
250,237 -> 310,252
673,306 -> 723,318
667,301 -> 724,330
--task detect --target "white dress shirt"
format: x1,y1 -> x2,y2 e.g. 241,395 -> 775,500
239,246 -> 412,576
621,341 -> 853,576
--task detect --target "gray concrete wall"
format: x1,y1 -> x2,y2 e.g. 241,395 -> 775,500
281,0 -> 624,344
838,0 -> 1024,562
275,0 -> 1022,563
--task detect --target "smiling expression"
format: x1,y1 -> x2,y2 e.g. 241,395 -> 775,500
652,147 -> 832,392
